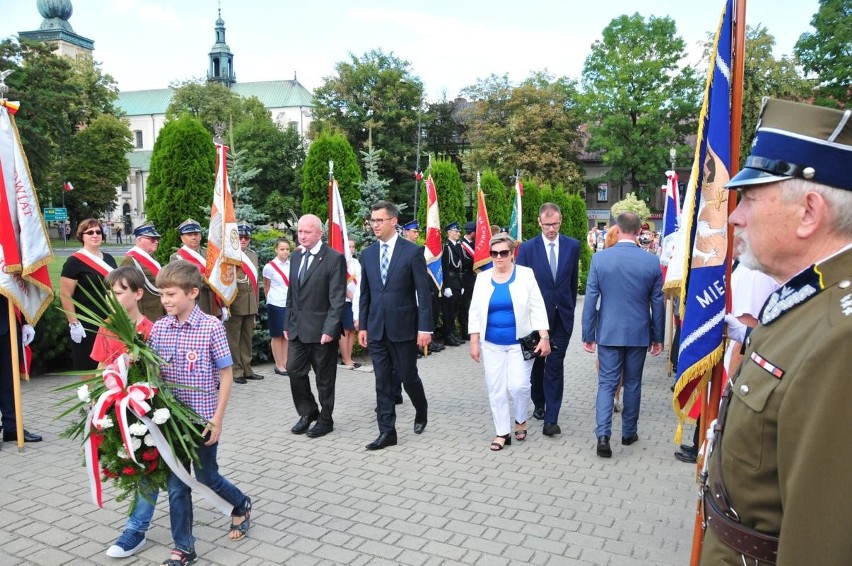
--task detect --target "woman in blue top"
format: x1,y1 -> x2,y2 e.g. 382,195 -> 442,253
468,233 -> 550,450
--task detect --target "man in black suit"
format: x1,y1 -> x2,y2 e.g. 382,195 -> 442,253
285,214 -> 347,439
359,202 -> 433,450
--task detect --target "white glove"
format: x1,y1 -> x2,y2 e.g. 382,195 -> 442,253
21,324 -> 35,347
69,322 -> 87,344
461,288 -> 465,296
724,314 -> 746,343
221,307 -> 230,322
443,288 -> 453,298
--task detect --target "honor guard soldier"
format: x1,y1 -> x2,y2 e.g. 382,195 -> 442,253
458,221 -> 476,340
170,218 -> 218,316
700,99 -> 852,564
122,222 -> 165,321
440,222 -> 464,346
404,221 -> 443,355
226,223 -> 261,384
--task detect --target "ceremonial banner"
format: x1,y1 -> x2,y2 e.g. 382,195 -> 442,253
0,100 -> 54,324
508,178 -> 523,244
660,170 -> 681,282
672,0 -> 733,437
423,175 -> 443,289
328,178 -> 355,283
472,190 -> 492,272
205,142 -> 240,306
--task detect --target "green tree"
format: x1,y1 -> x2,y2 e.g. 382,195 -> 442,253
461,72 -> 585,186
353,147 -> 392,245
422,98 -> 468,175
144,115 -> 215,264
794,0 -> 851,108
228,148 -> 267,225
581,13 -> 700,202
301,131 -> 361,219
64,114 -> 132,220
480,170 -> 510,228
232,115 -> 305,219
738,25 -> 812,166
310,49 -> 422,204
418,159 -> 465,233
519,178 -> 543,241
611,192 -> 651,220
166,79 -> 259,134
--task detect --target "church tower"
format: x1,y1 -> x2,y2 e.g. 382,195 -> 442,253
208,6 -> 236,87
18,0 -> 94,63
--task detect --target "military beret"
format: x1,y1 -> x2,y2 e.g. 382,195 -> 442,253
132,222 -> 161,238
727,98 -> 852,191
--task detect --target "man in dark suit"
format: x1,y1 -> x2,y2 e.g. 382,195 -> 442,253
516,202 -> 581,436
359,201 -> 433,450
581,212 -> 664,458
285,214 -> 347,439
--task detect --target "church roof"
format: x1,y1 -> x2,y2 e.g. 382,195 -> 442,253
116,80 -> 314,116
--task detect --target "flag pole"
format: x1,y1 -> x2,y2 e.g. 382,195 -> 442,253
689,0 -> 746,563
8,301 -> 24,451
327,160 -> 335,248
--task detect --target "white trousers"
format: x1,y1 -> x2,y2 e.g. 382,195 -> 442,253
481,341 -> 534,436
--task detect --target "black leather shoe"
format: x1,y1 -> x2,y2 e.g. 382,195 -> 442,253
413,414 -> 427,434
274,368 -> 289,376
680,443 -> 696,453
366,431 -> 398,450
233,376 -> 247,384
3,429 -> 42,443
430,343 -> 445,352
622,433 -> 639,446
532,408 -> 545,420
444,335 -> 462,347
597,436 -> 612,458
291,413 -> 319,435
306,422 -> 333,438
394,396 -> 404,405
674,450 -> 697,463
543,423 -> 561,436
245,373 -> 264,380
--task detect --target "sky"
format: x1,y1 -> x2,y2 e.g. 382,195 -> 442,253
2,0 -> 820,101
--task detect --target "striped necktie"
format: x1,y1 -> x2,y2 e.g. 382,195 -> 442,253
380,243 -> 389,285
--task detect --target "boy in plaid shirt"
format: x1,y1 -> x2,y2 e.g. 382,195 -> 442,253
149,262 -> 252,566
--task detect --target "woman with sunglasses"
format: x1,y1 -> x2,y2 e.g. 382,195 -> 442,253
60,218 -> 118,372
468,233 -> 550,451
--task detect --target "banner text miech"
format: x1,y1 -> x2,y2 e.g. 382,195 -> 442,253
696,278 -> 725,308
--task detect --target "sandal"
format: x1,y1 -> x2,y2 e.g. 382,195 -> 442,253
490,434 -> 512,451
514,420 -> 528,441
160,548 -> 197,566
228,496 -> 252,540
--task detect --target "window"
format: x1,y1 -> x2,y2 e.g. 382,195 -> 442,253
121,181 -> 129,193
597,183 -> 608,202
288,121 -> 298,132
133,130 -> 143,149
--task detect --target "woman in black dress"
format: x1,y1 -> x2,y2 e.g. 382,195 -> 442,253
59,218 -> 118,371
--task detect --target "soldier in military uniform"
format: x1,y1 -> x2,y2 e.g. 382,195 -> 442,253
403,221 -> 444,356
458,221 -> 476,340
440,222 -> 464,346
225,223 -> 261,384
169,218 -> 218,316
121,222 -> 165,321
700,99 -> 852,564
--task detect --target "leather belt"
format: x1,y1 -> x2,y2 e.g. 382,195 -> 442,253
703,489 -> 778,564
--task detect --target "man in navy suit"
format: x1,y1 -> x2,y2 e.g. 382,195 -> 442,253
359,201 -> 433,450
516,202 -> 581,436
581,212 -> 664,458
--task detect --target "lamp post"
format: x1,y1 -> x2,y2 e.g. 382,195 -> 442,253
669,147 -> 677,172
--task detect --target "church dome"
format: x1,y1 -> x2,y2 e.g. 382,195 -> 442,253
38,0 -> 73,21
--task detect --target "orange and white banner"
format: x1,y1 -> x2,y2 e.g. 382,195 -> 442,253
205,142 -> 240,306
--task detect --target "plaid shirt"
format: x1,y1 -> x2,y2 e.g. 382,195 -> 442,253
149,305 -> 233,420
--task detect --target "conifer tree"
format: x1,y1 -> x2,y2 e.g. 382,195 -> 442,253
418,159 -> 465,233
353,147 -> 392,245
301,131 -> 361,219
480,170 -> 510,228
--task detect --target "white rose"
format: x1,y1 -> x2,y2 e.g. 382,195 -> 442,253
143,434 -> 155,447
117,448 -> 129,459
128,422 -> 148,437
152,408 -> 170,425
96,416 -> 114,429
76,385 -> 91,403
131,437 -> 142,451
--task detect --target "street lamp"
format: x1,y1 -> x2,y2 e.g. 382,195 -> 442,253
669,147 -> 677,172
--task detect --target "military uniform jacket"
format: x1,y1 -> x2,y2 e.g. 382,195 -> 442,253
230,249 -> 259,316
441,240 -> 464,291
701,248 -> 852,565
460,237 -> 476,291
169,246 -> 217,316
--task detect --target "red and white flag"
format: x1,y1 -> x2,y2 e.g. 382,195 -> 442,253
327,178 -> 355,283
205,142 -> 241,306
472,190 -> 492,272
0,100 -> 54,325
64,181 -> 74,192
423,175 -> 443,288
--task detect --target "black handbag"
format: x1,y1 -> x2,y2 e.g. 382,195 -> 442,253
518,331 -> 541,360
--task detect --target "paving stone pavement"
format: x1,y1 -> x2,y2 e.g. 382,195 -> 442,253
0,296 -> 700,565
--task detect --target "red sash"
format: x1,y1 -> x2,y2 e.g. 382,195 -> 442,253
177,247 -> 207,274
72,250 -> 114,277
241,253 -> 259,295
126,249 -> 161,276
267,260 -> 289,287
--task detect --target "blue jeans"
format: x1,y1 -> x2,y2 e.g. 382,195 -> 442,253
168,441 -> 246,552
125,484 -> 158,533
595,345 -> 647,438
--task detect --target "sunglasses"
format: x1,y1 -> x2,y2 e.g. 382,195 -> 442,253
489,249 -> 512,258
82,230 -> 103,236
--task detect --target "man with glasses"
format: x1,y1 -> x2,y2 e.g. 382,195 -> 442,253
122,222 -> 165,321
359,202 -> 433,450
226,223 -> 261,384
516,203 -> 581,436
